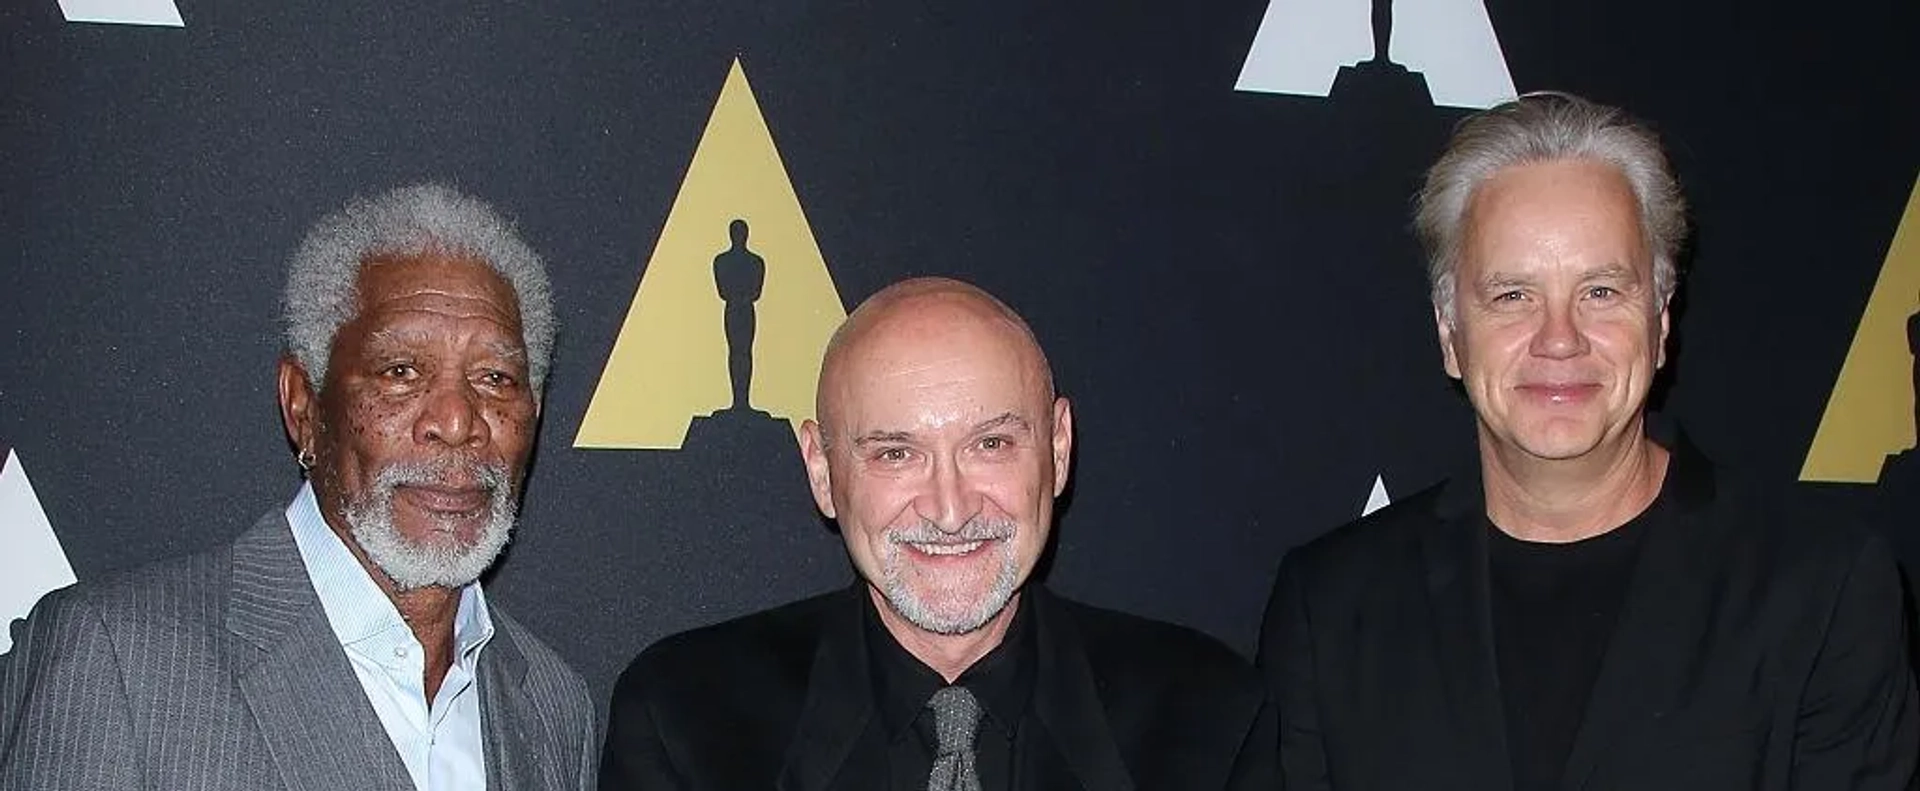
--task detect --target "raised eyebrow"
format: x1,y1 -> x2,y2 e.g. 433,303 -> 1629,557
1582,264 -> 1637,282
851,430 -> 915,448
1474,272 -> 1534,290
480,340 -> 528,361
973,412 -> 1033,435
364,328 -> 432,349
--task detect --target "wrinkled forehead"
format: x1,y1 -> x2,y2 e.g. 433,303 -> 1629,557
332,253 -> 527,357
351,253 -> 521,319
824,304 -> 1052,426
1460,160 -> 1651,273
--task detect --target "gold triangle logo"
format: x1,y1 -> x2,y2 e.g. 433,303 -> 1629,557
1801,176 -> 1920,482
576,59 -> 847,450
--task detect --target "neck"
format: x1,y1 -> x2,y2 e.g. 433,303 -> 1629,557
389,585 -> 461,699
870,586 -> 1019,683
1478,418 -> 1669,543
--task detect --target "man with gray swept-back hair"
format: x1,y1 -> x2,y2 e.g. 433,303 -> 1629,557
1259,92 -> 1916,790
1,184 -> 597,790
1413,91 -> 1688,325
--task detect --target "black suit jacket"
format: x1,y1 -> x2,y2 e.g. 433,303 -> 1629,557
601,584 -> 1276,790
1259,442 -> 1919,790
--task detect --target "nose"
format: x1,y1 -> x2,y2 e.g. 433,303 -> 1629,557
1529,299 -> 1590,360
917,453 -> 981,534
414,374 -> 490,449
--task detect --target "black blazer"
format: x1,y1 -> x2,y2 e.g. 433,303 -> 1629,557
1258,441 -> 1919,790
601,584 -> 1276,790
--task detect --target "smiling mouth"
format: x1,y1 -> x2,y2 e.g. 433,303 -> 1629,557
909,540 -> 988,556
1518,383 -> 1601,403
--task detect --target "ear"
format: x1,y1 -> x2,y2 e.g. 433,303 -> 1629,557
1050,396 -> 1074,497
1435,304 -> 1463,379
1655,298 -> 1671,369
278,356 -> 321,459
798,418 -> 837,519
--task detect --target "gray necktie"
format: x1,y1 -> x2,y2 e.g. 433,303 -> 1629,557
926,685 -> 983,791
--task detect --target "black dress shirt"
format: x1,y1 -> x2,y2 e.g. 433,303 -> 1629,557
860,592 -> 1061,790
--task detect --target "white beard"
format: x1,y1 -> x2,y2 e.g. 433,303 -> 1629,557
342,458 -> 517,590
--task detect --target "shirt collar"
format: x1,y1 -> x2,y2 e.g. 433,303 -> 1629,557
285,481 -> 495,664
862,587 -> 1037,743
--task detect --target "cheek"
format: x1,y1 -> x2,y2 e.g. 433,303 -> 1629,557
1461,325 -> 1531,377
486,404 -> 537,456
324,397 -> 400,457
342,393 -> 415,441
845,481 -> 916,536
980,472 -> 1049,529
1593,320 -> 1662,365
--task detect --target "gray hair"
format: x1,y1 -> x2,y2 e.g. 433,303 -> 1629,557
283,184 -> 556,394
1414,92 -> 1687,324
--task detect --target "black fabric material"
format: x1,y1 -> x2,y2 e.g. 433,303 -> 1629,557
864,590 -> 1036,790
599,583 -> 1276,790
1486,508 -> 1650,791
1257,431 -> 1920,790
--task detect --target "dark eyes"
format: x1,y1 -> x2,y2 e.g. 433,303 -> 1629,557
979,436 -> 1010,451
876,447 -> 911,463
1586,286 -> 1619,299
376,363 -> 517,391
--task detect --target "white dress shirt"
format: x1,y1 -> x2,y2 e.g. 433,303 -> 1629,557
286,482 -> 495,791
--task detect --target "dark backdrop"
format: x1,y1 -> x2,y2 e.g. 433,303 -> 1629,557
3,0 -> 1916,718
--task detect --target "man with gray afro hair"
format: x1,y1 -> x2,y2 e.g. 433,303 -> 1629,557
1260,92 -> 1916,790
0,183 -> 597,790
284,182 -> 558,395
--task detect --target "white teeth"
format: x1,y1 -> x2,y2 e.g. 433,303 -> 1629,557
913,540 -> 984,556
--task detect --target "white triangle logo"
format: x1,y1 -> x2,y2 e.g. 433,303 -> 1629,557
1362,473 -> 1393,517
0,449 -> 78,654
57,0 -> 183,26
1235,0 -> 1516,109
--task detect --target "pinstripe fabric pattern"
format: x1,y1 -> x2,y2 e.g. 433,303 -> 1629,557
0,510 -> 597,791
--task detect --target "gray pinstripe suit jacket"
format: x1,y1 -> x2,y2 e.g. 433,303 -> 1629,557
0,510 -> 598,791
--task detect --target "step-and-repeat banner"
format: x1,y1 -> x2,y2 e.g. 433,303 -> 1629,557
4,0 -> 1916,712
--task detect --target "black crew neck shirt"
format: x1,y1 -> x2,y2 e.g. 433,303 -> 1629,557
1487,508 -> 1654,791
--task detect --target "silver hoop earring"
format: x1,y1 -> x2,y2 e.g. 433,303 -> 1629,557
297,449 -> 316,471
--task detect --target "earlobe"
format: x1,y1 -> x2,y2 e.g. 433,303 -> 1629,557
798,419 -> 837,519
1656,302 -> 1672,369
1435,305 -> 1463,379
1051,397 -> 1074,497
277,357 -> 318,455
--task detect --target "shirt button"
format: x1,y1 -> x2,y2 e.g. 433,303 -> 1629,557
393,646 -> 408,658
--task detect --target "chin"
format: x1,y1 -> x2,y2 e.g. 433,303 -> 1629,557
1510,427 -> 1609,461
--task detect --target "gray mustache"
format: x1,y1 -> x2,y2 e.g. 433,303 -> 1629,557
372,457 -> 509,495
887,517 -> 1015,545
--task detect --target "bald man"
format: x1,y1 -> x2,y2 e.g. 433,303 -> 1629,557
600,278 -> 1276,790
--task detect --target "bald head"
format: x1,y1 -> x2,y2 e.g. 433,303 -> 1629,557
798,277 -> 1074,643
816,277 -> 1055,438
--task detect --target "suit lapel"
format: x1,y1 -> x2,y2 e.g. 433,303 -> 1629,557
777,587 -> 874,791
1558,441 -> 1719,790
1419,478 -> 1514,791
226,512 -> 413,791
479,626 -> 554,791
1031,588 -> 1136,791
